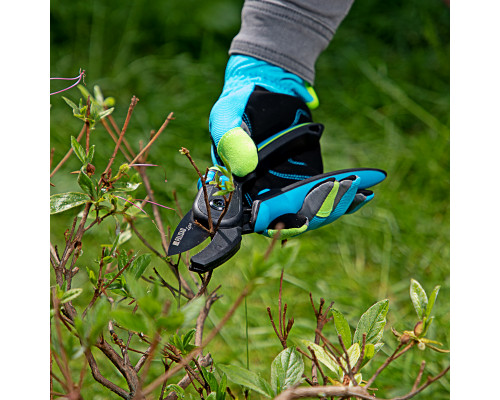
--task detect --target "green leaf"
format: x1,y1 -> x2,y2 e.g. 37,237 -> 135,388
217,373 -> 227,400
62,96 -> 78,111
58,288 -> 83,304
201,366 -> 219,392
425,285 -> 440,319
94,85 -> 104,103
206,394 -> 217,400
87,267 -> 97,286
217,364 -> 273,398
118,229 -> 133,246
182,328 -> 196,348
353,299 -> 389,345
77,84 -> 92,100
363,343 -> 375,362
86,145 -> 95,163
181,297 -> 205,328
71,136 -> 86,164
170,333 -> 183,351
422,316 -> 434,337
98,107 -> 114,120
50,192 -> 89,214
110,182 -> 141,192
271,347 -> 304,395
332,309 -> 352,348
300,340 -> 341,379
156,313 -> 185,332
342,343 -> 360,370
87,297 -> 111,345
77,170 -> 95,199
104,97 -> 115,107
138,296 -> 162,318
165,384 -> 185,399
129,253 -> 151,280
112,309 -> 148,333
410,279 -> 428,320
117,250 -> 129,270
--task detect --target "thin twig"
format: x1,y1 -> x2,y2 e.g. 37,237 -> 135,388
338,334 -> 356,385
180,149 -> 214,235
84,95 -> 91,153
101,117 -> 134,162
129,112 -> 174,167
365,343 -> 407,388
308,347 -> 328,386
412,361 -> 426,392
106,113 -> 137,159
352,333 -> 367,376
102,96 -> 139,179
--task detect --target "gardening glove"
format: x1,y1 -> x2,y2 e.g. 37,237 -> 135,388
209,54 -> 319,177
213,90 -> 377,240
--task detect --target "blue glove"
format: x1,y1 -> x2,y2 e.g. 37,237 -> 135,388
209,55 -> 318,177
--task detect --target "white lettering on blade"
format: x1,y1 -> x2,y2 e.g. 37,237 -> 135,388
172,223 -> 193,247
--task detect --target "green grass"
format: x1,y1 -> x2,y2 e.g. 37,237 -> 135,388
50,0 -> 449,398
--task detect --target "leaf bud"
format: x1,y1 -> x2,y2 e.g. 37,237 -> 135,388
119,164 -> 130,174
417,341 -> 426,351
86,163 -> 96,176
400,334 -> 411,344
414,321 -> 424,336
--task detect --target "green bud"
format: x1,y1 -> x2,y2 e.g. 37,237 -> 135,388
119,164 -> 130,174
417,342 -> 426,351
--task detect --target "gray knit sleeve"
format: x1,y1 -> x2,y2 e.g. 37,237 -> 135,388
229,0 -> 354,84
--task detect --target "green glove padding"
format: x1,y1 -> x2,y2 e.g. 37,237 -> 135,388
217,127 -> 258,177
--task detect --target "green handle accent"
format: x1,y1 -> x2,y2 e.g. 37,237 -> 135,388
265,223 -> 308,240
315,181 -> 340,218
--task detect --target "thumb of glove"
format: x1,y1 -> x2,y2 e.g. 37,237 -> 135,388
209,86 -> 258,177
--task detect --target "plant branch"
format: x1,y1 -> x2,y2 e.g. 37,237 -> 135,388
142,283 -> 252,396
102,96 -> 139,180
129,112 -> 174,167
180,149 -> 214,235
85,348 -> 129,399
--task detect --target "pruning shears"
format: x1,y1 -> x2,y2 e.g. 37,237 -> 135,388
167,123 -> 387,273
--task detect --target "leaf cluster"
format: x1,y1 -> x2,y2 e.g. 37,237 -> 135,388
62,85 -> 115,130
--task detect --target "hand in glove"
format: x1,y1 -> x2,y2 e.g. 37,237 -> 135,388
209,54 -> 318,177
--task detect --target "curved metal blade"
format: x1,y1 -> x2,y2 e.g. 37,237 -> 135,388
167,210 -> 210,256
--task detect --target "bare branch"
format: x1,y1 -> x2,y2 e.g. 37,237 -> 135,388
102,96 -> 139,179
274,385 -> 374,400
129,112 -> 174,166
85,348 -> 129,399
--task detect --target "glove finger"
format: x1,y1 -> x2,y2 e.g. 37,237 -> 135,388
345,189 -> 374,214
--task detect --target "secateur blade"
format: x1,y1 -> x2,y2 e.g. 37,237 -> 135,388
167,210 -> 210,256
167,179 -> 247,272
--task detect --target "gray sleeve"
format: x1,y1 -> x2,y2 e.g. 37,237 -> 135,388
229,0 -> 354,84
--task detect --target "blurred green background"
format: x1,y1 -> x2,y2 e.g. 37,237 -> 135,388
50,0 -> 449,398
